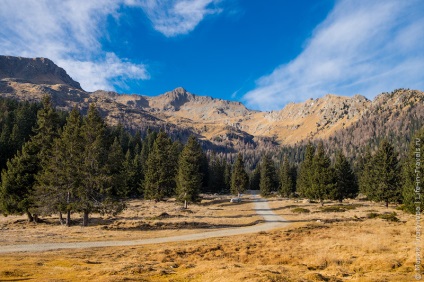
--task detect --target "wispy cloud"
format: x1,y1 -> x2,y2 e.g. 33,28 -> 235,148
129,0 -> 222,37
0,0 -> 149,92
242,0 -> 424,111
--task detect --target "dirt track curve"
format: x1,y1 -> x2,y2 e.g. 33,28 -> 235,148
0,196 -> 288,253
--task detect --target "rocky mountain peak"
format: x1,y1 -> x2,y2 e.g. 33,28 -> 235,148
0,55 -> 81,89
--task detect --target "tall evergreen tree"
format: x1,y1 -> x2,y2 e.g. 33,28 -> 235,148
296,143 -> 315,197
259,154 -> 277,197
223,161 -> 232,193
105,137 -> 126,198
402,128 -> 424,213
35,107 -> 83,226
140,130 -> 157,181
208,153 -> 226,193
331,150 -> 358,202
0,96 -> 59,222
309,142 -> 333,205
371,140 -> 402,207
78,104 -> 109,226
0,141 -> 39,222
143,131 -> 178,201
176,136 -> 203,208
231,153 -> 249,196
249,165 -> 261,191
358,146 -> 374,198
279,155 -> 295,198
123,147 -> 143,198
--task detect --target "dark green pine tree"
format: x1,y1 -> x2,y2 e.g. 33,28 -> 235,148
223,160 -> 232,193
199,151 -> 209,192
31,96 -> 60,160
0,141 -> 39,222
331,150 -> 358,202
176,136 -> 204,208
260,154 -> 278,197
402,128 -> 424,213
123,146 -> 143,198
140,130 -> 158,180
208,153 -> 226,193
105,137 -> 126,198
231,153 -> 249,197
249,165 -> 261,191
78,104 -> 109,226
371,140 -> 402,207
279,155 -> 295,198
296,142 -> 315,197
358,146 -> 375,198
35,107 -> 83,226
0,96 -> 59,222
143,131 -> 178,201
309,142 -> 333,205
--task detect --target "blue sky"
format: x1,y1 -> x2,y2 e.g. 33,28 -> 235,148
0,0 -> 423,110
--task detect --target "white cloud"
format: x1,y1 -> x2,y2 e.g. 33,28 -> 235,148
242,0 -> 424,111
0,0 -> 149,92
58,53 -> 149,91
130,0 -> 222,37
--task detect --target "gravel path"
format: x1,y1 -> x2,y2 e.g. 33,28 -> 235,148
0,196 -> 288,254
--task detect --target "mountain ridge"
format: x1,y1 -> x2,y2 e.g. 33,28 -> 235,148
0,55 -> 422,150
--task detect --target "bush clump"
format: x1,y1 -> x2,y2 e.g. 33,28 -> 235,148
320,204 -> 362,213
292,208 -> 310,213
366,212 -> 400,222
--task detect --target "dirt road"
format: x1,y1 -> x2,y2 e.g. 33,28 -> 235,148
0,196 -> 288,253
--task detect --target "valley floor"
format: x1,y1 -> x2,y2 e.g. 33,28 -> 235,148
0,194 -> 420,281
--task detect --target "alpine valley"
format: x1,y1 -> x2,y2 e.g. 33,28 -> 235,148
0,55 -> 423,160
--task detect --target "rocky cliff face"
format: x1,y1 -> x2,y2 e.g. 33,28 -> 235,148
0,55 -> 422,149
0,56 -> 81,89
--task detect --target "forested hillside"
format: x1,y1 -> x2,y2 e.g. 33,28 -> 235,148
0,95 -> 422,226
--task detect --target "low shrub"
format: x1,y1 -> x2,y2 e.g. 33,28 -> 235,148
292,208 -> 310,213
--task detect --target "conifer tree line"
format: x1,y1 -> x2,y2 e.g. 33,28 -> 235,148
0,95 -> 422,225
0,97 -> 209,225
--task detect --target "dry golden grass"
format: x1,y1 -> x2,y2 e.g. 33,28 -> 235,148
0,195 -> 260,245
0,197 -> 422,282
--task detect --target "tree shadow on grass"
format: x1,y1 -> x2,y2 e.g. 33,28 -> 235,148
101,219 -> 267,231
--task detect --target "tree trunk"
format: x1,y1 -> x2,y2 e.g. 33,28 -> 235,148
338,198 -> 343,203
66,210 -> 71,227
33,214 -> 38,223
82,210 -> 89,226
385,200 -> 389,208
26,211 -> 33,223
59,212 -> 64,225
320,199 -> 324,206
184,200 -> 188,209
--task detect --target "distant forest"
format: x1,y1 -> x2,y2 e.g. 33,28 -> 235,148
0,95 -> 422,226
